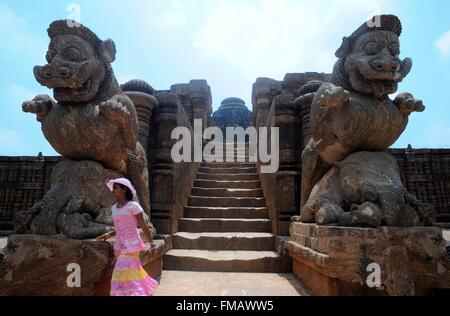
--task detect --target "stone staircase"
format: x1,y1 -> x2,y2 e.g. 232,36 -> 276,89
164,143 -> 291,273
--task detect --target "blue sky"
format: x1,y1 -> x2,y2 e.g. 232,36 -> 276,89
0,0 -> 449,156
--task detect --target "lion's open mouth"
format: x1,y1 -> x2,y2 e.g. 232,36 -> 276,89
354,58 -> 411,83
360,67 -> 401,82
54,79 -> 92,96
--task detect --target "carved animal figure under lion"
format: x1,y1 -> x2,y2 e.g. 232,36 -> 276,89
295,15 -> 432,227
19,20 -> 156,239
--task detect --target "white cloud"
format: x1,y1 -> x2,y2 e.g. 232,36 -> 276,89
154,0 -> 187,28
436,30 -> 450,57
95,0 -> 399,107
0,4 -> 47,55
193,0 -> 397,81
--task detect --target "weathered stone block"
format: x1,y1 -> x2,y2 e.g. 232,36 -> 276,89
287,223 -> 450,296
0,234 -> 165,296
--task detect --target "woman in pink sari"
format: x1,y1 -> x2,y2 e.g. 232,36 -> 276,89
97,178 -> 158,296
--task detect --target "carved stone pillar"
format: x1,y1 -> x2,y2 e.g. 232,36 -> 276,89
149,93 -> 198,235
271,93 -> 302,235
123,91 -> 158,153
149,93 -> 180,234
170,80 -> 212,130
252,78 -> 282,130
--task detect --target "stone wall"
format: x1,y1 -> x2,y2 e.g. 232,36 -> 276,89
149,80 -> 212,234
0,156 -> 63,233
390,148 -> 450,222
253,73 -> 331,235
148,92 -> 198,235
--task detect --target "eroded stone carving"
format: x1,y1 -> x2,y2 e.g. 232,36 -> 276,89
19,20 -> 152,238
16,160 -> 121,238
296,15 -> 430,227
298,152 -> 434,227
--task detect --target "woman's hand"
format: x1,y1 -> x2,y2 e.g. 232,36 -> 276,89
96,230 -> 116,241
96,233 -> 110,242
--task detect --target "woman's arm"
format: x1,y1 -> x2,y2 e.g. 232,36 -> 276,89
96,230 -> 116,241
135,213 -> 153,245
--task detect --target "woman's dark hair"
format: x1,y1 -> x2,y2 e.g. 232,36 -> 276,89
118,183 -> 134,201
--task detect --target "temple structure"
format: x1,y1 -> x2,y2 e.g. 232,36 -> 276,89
211,97 -> 253,135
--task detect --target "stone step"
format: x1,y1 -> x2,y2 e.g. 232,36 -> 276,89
201,162 -> 256,168
206,152 -> 256,158
203,153 -> 256,158
196,173 -> 259,181
208,142 -> 254,146
188,196 -> 266,208
194,179 -> 261,189
198,167 -> 257,174
191,187 -> 263,198
203,147 -> 253,151
206,147 -> 254,152
184,206 -> 268,219
172,232 -> 276,250
178,218 -> 271,233
204,152 -> 255,156
202,156 -> 257,164
163,250 -> 292,273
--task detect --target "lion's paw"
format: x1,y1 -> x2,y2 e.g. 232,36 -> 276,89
394,93 -> 425,115
99,99 -> 131,121
319,85 -> 350,109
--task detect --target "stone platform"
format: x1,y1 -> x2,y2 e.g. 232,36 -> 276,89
153,271 -> 309,296
286,223 -> 450,296
0,234 -> 165,296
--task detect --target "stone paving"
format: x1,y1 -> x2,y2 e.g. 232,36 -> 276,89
153,271 -> 309,296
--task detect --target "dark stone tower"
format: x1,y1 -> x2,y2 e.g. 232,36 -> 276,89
212,97 -> 253,136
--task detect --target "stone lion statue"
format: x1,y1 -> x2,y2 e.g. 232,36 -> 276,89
296,15 -> 431,227
19,20 -> 155,238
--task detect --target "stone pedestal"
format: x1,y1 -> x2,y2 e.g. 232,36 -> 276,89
0,234 -> 166,296
286,223 -> 450,296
